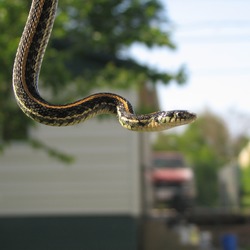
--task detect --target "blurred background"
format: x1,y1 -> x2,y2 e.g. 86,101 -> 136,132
0,0 -> 250,249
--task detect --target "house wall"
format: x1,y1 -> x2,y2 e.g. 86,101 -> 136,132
0,91 -> 142,217
218,162 -> 240,208
0,91 -> 153,249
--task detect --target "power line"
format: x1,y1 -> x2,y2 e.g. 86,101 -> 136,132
173,27 -> 250,44
191,68 -> 250,76
177,21 -> 250,30
165,19 -> 250,43
174,36 -> 250,44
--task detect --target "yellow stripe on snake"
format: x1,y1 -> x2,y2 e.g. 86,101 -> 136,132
12,0 -> 196,131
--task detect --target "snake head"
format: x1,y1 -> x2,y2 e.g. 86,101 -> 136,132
157,110 -> 197,130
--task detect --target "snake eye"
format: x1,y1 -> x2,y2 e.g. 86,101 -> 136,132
175,111 -> 185,121
175,112 -> 180,118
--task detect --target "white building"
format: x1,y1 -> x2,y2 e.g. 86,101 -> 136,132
0,91 -> 152,250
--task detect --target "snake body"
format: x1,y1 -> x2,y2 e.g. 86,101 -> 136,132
12,0 -> 196,131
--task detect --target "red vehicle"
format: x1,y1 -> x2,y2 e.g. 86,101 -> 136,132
151,152 -> 196,212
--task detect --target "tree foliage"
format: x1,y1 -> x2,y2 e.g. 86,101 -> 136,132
153,111 -> 244,206
0,0 -> 186,158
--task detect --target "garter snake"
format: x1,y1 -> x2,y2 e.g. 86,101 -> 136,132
12,0 -> 196,131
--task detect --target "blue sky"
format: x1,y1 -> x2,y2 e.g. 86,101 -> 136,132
129,0 -> 250,136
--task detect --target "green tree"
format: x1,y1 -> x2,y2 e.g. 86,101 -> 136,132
0,0 -> 186,158
241,165 -> 250,207
153,111 -> 233,206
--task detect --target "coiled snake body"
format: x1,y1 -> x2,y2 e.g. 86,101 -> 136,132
13,0 -> 196,131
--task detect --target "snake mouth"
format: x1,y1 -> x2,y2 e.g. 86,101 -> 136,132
183,111 -> 197,122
